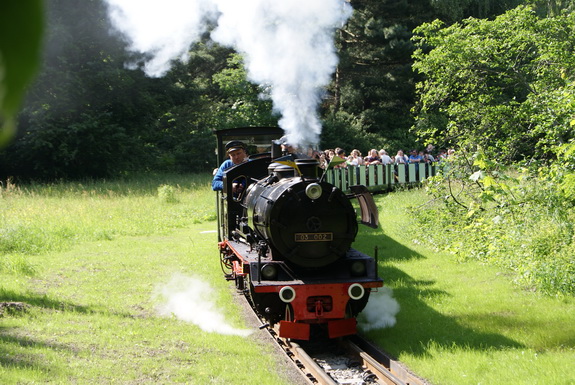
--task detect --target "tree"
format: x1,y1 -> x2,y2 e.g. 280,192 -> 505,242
430,0 -> 524,22
412,6 -> 575,161
1,0 -> 178,179
324,0 -> 435,152
210,53 -> 277,130
155,48 -> 277,173
1,0 -> 282,179
323,0 -> 524,153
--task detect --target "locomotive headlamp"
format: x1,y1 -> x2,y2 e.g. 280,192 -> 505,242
279,286 -> 296,303
260,263 -> 278,280
350,261 -> 366,277
348,283 -> 365,300
305,183 -> 322,200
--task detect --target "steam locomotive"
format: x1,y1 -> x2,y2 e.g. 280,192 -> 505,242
216,127 -> 383,340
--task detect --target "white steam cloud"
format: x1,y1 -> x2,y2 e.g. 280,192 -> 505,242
358,287 -> 400,331
155,274 -> 252,337
104,0 -> 352,147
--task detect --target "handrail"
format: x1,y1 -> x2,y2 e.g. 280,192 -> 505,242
324,163 -> 437,193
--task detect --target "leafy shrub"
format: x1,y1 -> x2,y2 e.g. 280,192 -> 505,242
411,149 -> 575,296
157,184 -> 179,204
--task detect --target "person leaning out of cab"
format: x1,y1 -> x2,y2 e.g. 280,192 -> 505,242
211,140 -> 248,192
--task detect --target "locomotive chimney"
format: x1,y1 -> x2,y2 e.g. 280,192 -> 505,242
295,159 -> 319,179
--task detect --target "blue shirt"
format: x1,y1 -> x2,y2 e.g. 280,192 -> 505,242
409,155 -> 423,163
211,159 -> 235,191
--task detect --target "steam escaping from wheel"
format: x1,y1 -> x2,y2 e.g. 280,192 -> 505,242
104,0 -> 352,147
155,273 -> 253,337
357,287 -> 400,331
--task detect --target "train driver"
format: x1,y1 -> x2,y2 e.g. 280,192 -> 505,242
211,140 -> 248,191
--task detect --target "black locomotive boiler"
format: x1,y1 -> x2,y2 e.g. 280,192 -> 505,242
216,127 -> 383,340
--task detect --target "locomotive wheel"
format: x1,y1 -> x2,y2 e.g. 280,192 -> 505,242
346,291 -> 371,317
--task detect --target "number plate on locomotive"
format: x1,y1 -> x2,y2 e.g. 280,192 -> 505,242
294,232 -> 333,242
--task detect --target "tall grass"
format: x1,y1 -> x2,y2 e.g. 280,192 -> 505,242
0,174 -> 214,275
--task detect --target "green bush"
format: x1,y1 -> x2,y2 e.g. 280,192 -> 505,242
157,184 -> 179,204
411,150 -> 575,296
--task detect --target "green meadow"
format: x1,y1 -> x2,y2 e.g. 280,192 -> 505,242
1,176 -> 574,384
361,190 -> 575,385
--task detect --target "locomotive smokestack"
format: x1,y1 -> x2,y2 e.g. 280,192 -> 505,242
295,159 -> 319,179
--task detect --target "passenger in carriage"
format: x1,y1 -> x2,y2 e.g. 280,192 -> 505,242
317,152 -> 327,169
394,150 -> 408,164
334,148 -> 348,168
423,151 -> 435,163
408,149 -> 424,164
324,149 -> 335,163
365,149 -> 381,165
437,149 -> 448,161
348,149 -> 364,166
379,149 -> 393,165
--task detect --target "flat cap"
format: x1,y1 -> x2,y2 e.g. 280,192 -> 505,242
225,140 -> 246,153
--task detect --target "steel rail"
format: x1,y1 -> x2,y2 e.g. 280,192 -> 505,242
345,336 -> 428,385
287,339 -> 338,385
267,325 -> 428,385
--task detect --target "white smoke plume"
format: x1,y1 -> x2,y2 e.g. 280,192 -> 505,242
105,0 -> 217,77
104,0 -> 352,147
357,287 -> 400,331
155,273 -> 252,337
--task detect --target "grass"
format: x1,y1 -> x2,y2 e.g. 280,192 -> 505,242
0,174 -> 293,384
358,189 -> 575,385
0,174 -> 216,273
2,230 -> 286,384
2,176 -> 574,384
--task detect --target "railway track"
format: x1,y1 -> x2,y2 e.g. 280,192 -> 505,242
231,269 -> 427,384
234,282 -> 427,385
265,325 -> 428,385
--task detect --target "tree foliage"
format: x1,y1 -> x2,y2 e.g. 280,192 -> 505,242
412,6 -> 575,161
430,0 -> 524,22
326,0 -> 436,152
0,0 -> 275,180
410,4 -> 575,296
1,0 -> 569,180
